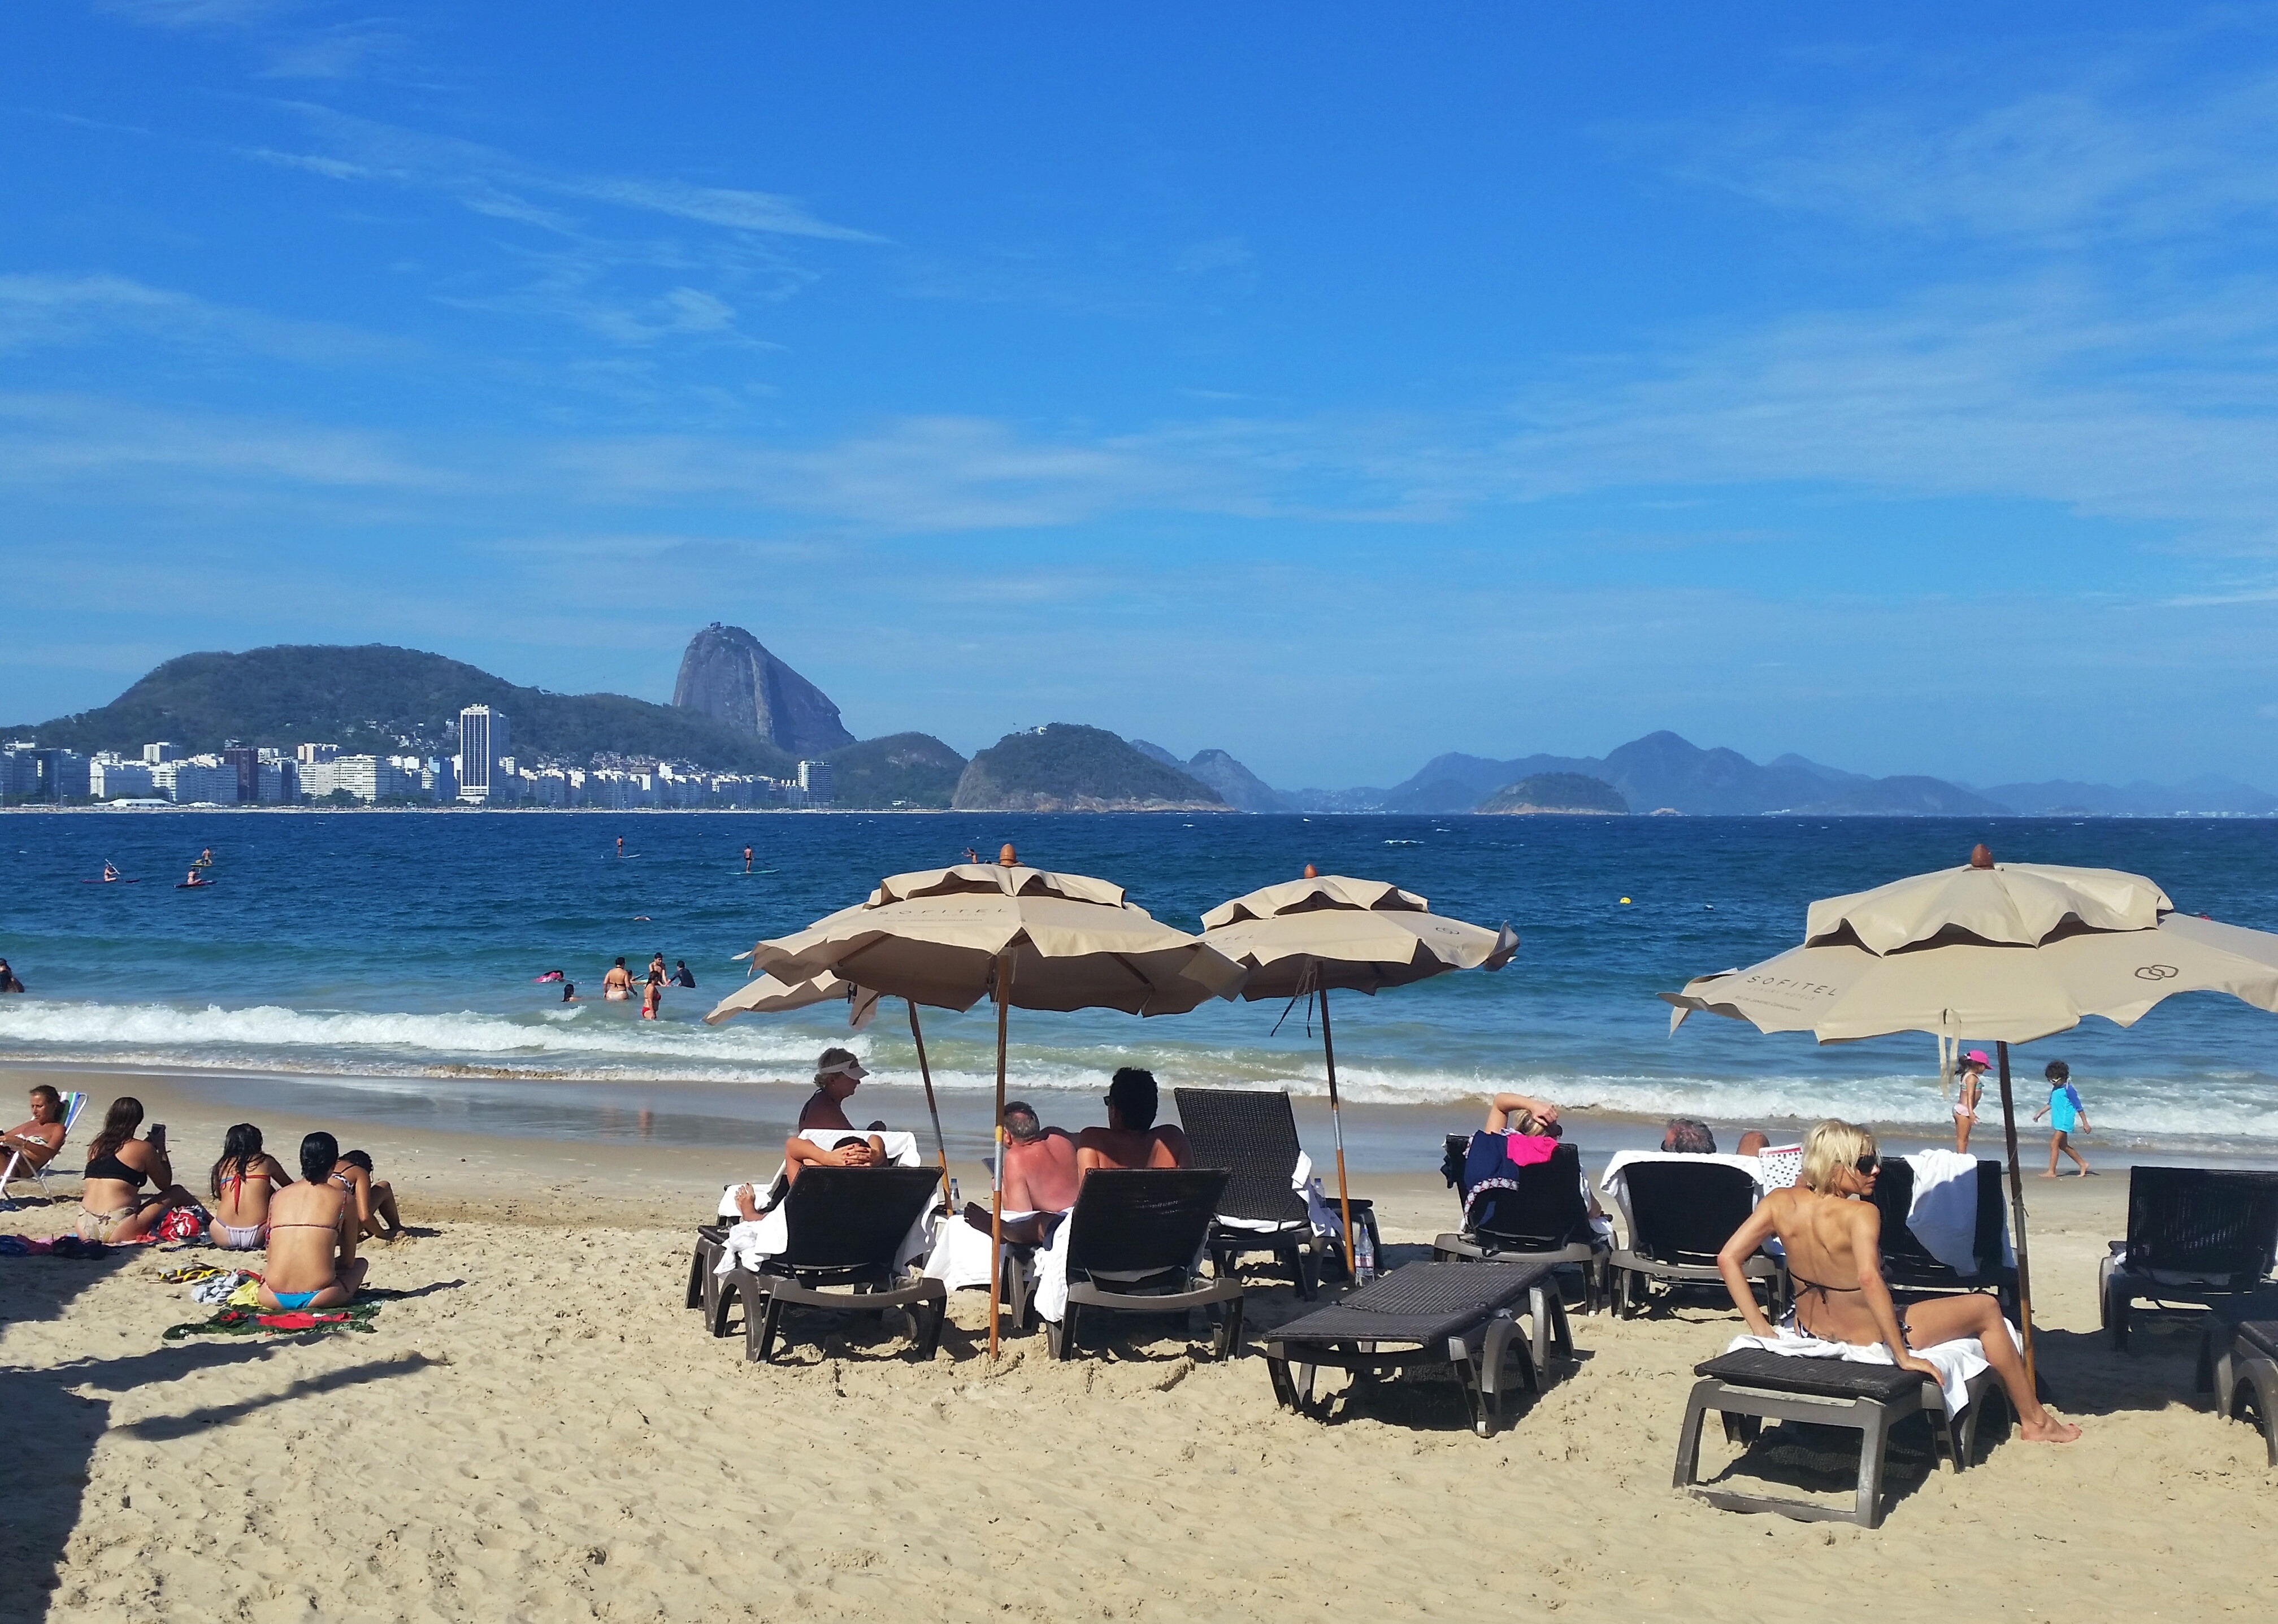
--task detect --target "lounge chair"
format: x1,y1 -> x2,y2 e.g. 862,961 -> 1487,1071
1264,1259 -> 1568,1437
707,1166 -> 948,1363
1433,1134 -> 1609,1312
2098,1166 -> 2278,1352
1673,1348 -> 2004,1530
1174,1087 -> 1379,1299
1041,1168 -> 1245,1361
2218,1319 -> 2278,1466
1,1089 -> 87,1205
1869,1156 -> 2019,1318
1605,1158 -> 1785,1318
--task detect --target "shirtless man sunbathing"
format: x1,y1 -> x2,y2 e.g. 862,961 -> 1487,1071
260,1131 -> 368,1313
1074,1068 -> 1190,1174
2,1085 -> 67,1174
978,1101 -> 1081,1243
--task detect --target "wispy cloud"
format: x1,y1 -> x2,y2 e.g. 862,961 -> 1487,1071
0,272 -> 410,363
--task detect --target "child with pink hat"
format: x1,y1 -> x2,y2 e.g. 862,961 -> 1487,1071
1952,1049 -> 1990,1154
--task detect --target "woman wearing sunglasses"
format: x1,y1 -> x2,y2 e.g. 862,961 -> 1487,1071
1715,1119 -> 2080,1443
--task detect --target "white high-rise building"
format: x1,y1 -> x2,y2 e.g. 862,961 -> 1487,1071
456,706 -> 510,804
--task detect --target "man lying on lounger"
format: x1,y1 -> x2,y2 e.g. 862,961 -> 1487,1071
1074,1068 -> 1190,1174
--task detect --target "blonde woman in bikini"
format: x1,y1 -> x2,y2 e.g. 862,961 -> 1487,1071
1952,1049 -> 1989,1154
1716,1118 -> 2079,1443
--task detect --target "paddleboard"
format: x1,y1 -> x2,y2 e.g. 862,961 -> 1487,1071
175,882 -> 218,891
80,878 -> 142,884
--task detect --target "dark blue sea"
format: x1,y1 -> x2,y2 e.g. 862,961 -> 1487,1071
3,810 -> 2277,1161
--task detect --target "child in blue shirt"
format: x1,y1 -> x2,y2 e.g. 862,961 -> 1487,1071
2032,1059 -> 2093,1176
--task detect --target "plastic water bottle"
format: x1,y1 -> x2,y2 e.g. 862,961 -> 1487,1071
947,1176 -> 961,1213
1353,1223 -> 1376,1282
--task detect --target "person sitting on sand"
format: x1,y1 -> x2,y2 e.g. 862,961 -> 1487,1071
260,1131 -> 367,1312
796,1049 -> 874,1132
603,957 -> 633,1001
2,1084 -> 67,1175
208,1123 -> 293,1251
1661,1117 -> 1716,1154
1074,1068 -> 1190,1174
76,1096 -> 200,1244
1715,1118 -> 2079,1443
333,1149 -> 403,1239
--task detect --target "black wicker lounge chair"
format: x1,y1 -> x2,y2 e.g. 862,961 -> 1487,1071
707,1166 -> 948,1363
1433,1134 -> 1609,1311
1043,1168 -> 1245,1361
2219,1319 -> 2278,1466
1174,1087 -> 1379,1299
1867,1157 -> 2019,1318
1606,1159 -> 1785,1318
2098,1166 -> 2278,1352
1264,1260 -> 1568,1437
1674,1348 -> 2004,1530
688,1221 -> 731,1325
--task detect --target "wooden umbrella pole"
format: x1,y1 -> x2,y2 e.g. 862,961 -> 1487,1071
1997,1040 -> 2038,1393
1317,982 -> 1357,1279
907,998 -> 951,1206
987,952 -> 1012,1359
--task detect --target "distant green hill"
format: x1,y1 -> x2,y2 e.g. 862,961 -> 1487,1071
951,724 -> 1226,811
822,732 -> 967,809
1477,772 -> 1628,814
5,644 -> 799,774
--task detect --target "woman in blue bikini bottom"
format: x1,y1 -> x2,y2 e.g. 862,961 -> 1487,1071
258,1130 -> 368,1313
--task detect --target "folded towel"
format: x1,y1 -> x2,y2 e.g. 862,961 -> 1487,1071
1724,1317 -> 2021,1415
1901,1150 -> 2003,1273
1213,1152 -> 1345,1238
922,1207 -> 1042,1292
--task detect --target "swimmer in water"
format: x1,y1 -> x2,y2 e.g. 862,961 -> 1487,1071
672,959 -> 696,988
561,981 -> 577,1002
603,957 -> 633,1001
640,975 -> 661,1020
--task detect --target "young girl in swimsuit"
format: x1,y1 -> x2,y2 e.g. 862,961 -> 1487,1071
259,1131 -> 367,1312
1952,1049 -> 1988,1154
208,1122 -> 293,1251
1715,1118 -> 2080,1443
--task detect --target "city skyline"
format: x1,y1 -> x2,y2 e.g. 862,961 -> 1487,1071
7,6 -> 2278,788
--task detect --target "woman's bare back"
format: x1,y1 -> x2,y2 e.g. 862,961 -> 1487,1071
263,1181 -> 354,1293
1760,1187 -> 1889,1345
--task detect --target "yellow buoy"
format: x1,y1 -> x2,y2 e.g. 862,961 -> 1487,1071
1619,897 -> 1632,905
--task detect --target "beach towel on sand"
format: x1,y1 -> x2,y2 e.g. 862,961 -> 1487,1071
163,1300 -> 381,1340
1725,1318 -> 2021,1415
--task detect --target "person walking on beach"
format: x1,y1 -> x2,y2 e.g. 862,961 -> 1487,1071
1952,1049 -> 1989,1154
2033,1060 -> 2093,1176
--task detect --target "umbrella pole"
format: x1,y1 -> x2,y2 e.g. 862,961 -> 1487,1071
907,998 -> 951,1207
988,952 -> 1011,1360
1317,986 -> 1356,1279
1996,1040 -> 2038,1392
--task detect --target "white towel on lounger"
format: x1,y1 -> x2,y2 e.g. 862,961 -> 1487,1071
714,1130 -> 925,1218
713,1130 -> 933,1278
1725,1317 -> 2021,1416
922,1207 -> 1041,1292
1213,1152 -> 1343,1238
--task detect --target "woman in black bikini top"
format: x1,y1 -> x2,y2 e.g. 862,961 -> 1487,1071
1716,1118 -> 2081,1444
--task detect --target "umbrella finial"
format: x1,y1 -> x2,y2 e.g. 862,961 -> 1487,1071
999,843 -> 1018,867
1969,844 -> 1995,869
1303,863 -> 1317,879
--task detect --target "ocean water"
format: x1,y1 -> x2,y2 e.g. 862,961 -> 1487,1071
3,810 -> 2278,1158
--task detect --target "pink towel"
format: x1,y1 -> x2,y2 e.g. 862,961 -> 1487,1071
1504,1133 -> 1559,1167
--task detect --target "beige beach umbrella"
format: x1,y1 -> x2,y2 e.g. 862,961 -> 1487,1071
1201,867 -> 1518,1273
1661,844 -> 2278,1386
748,845 -> 1247,1354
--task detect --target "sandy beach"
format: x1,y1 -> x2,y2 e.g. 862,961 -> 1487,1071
3,1066 -> 2274,1624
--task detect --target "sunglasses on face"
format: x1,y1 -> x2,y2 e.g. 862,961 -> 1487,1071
1854,1154 -> 1881,1175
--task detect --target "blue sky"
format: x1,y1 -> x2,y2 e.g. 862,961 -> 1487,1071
6,3 -> 2278,789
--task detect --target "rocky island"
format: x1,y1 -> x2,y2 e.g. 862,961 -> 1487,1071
951,724 -> 1228,812
1477,772 -> 1629,815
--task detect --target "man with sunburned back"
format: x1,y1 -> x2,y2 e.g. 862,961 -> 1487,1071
975,1100 -> 1082,1244
1074,1068 -> 1189,1174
